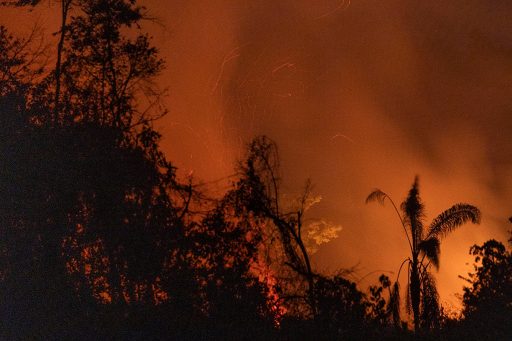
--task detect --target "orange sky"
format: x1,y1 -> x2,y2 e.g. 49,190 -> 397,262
2,0 -> 512,311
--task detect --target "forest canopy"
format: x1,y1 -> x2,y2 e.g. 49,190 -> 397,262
0,1 -> 510,339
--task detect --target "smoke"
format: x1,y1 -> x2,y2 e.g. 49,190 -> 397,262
211,0 -> 512,307
2,0 -> 512,309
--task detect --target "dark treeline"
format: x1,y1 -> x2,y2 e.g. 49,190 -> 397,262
0,1 -> 511,339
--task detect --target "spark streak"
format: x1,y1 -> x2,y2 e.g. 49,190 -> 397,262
271,62 -> 296,76
331,133 -> 356,144
211,46 -> 241,95
314,0 -> 351,20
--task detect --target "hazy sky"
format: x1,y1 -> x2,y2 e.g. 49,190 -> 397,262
2,0 -> 512,309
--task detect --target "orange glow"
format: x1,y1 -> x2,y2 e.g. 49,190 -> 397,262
2,0 -> 512,313
251,251 -> 287,326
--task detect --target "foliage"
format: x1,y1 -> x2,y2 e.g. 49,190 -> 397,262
0,25 -> 44,96
53,0 -> 164,128
458,234 -> 512,338
367,274 -> 392,324
367,176 -> 480,332
0,6 -> 184,338
187,191 -> 277,338
0,96 -> 186,338
1,1 -> 508,339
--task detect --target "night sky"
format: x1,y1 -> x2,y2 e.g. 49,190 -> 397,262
2,0 -> 511,310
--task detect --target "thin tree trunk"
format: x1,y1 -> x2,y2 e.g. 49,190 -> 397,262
54,0 -> 71,124
296,211 -> 316,317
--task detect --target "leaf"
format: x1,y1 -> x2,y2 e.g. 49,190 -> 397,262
405,280 -> 412,315
419,237 -> 440,270
388,281 -> 401,327
304,220 -> 342,254
420,271 -> 440,329
400,176 -> 425,244
365,189 -> 387,205
428,203 -> 481,239
302,194 -> 322,212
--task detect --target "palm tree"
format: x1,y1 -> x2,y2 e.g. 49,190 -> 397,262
366,176 -> 481,332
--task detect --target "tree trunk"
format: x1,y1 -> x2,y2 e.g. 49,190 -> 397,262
54,0 -> 71,123
411,258 -> 421,332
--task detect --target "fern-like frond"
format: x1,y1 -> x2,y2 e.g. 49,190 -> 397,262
405,275 -> 412,315
419,237 -> 440,270
401,176 -> 425,244
420,271 -> 440,329
365,189 -> 387,205
388,281 -> 401,327
428,203 -> 481,239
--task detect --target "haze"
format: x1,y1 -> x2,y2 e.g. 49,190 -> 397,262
2,0 -> 511,309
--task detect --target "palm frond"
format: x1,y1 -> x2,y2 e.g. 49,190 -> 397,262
367,188 -> 414,251
428,203 -> 481,239
405,271 -> 412,315
420,271 -> 440,329
365,189 -> 387,205
401,176 -> 425,243
388,281 -> 401,327
419,237 -> 440,270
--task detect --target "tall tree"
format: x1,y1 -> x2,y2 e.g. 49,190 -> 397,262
54,0 -> 165,129
366,176 -> 480,332
53,0 -> 73,120
45,0 -> 182,310
0,0 -> 67,121
0,2 -> 189,337
233,137 -> 359,330
233,136 -> 318,317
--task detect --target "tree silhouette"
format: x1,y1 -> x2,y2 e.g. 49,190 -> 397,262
0,2 -> 192,338
3,1 -> 506,339
231,136 -> 319,318
186,186 -> 278,338
45,0 -> 164,128
457,231 -> 512,338
0,25 -> 45,96
366,176 -> 481,332
229,136 -> 376,338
